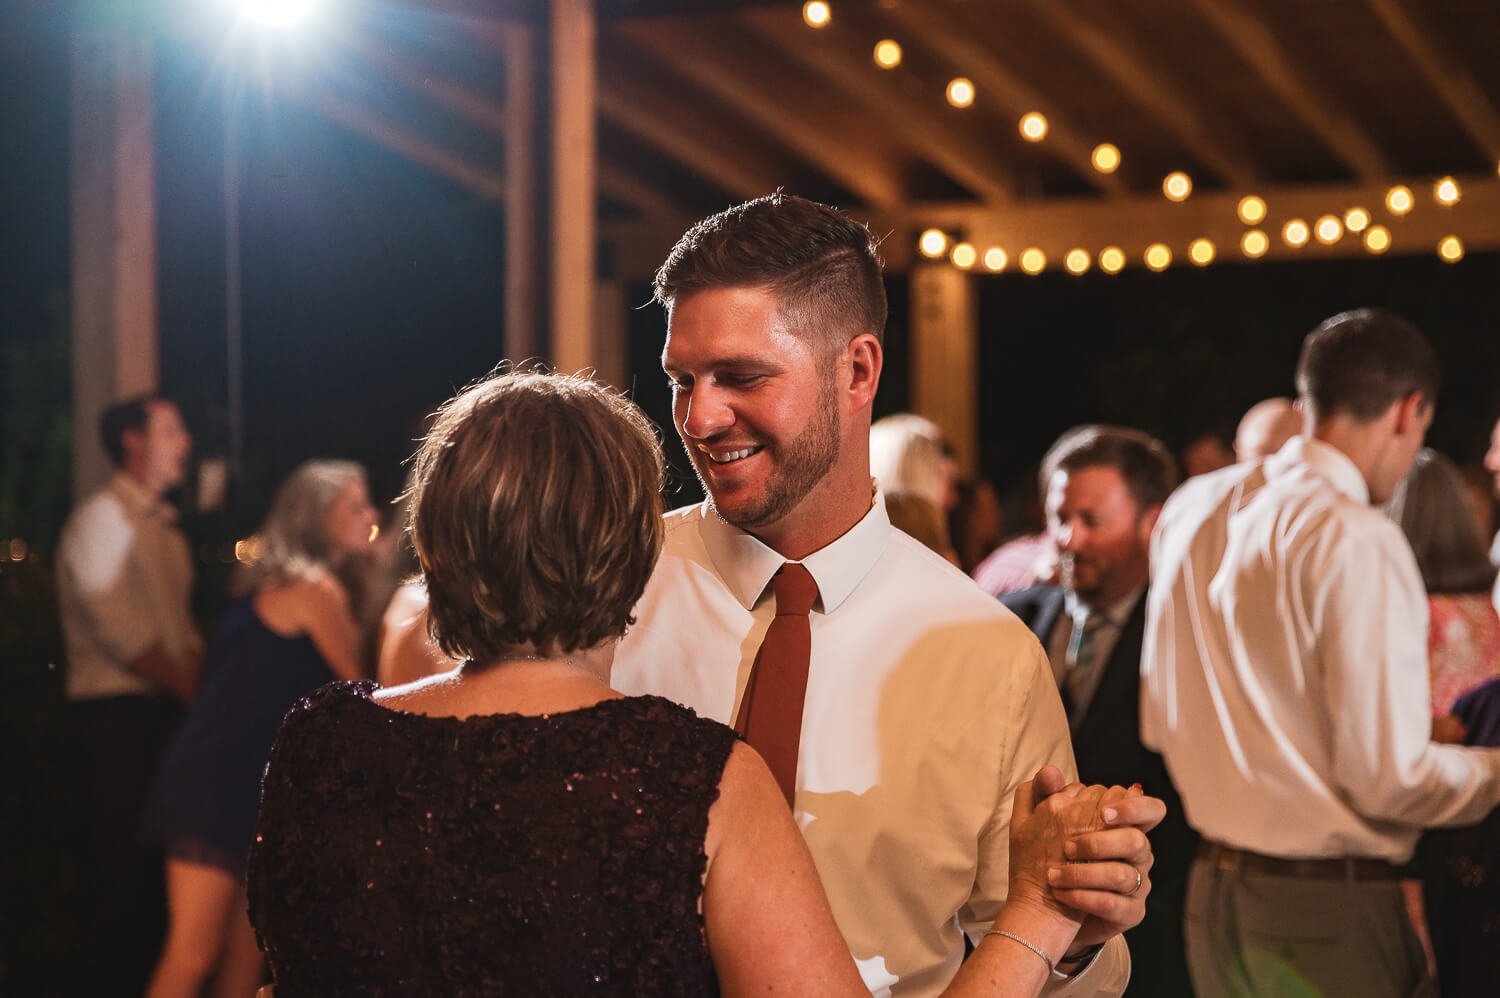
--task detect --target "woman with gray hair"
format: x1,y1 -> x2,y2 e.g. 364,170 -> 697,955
145,460 -> 377,998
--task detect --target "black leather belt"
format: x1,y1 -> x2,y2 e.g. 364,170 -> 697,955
1197,840 -> 1405,881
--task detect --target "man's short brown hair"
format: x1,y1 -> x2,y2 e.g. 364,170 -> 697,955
1296,308 -> 1440,422
653,192 -> 887,356
408,370 -> 665,660
1040,425 -> 1179,511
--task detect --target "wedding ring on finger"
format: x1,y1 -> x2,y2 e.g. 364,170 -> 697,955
1126,866 -> 1143,897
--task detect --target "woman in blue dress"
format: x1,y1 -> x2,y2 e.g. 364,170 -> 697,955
144,459 -> 376,998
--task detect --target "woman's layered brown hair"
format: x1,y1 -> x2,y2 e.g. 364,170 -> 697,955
408,370 -> 665,661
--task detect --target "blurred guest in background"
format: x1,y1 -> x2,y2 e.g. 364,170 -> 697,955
884,490 -> 958,564
1233,397 -> 1301,463
870,412 -> 958,513
57,394 -> 202,996
1176,428 -> 1234,478
949,478 -> 1005,575
144,460 -> 375,998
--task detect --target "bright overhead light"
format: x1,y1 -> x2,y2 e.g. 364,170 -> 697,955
1019,248 -> 1047,275
1189,238 -> 1216,266
1237,196 -> 1267,225
1162,171 -> 1192,202
873,39 -> 902,69
1434,176 -> 1461,207
1385,185 -> 1414,215
947,78 -> 976,109
1099,247 -> 1126,274
1144,243 -> 1172,271
1241,230 -> 1269,258
1438,234 -> 1464,263
1091,143 -> 1120,173
1282,219 -> 1310,248
983,247 -> 1008,272
239,0 -> 319,25
802,1 -> 831,28
1344,207 -> 1370,233
950,242 -> 977,270
1314,215 -> 1343,245
1019,112 -> 1048,142
918,228 -> 949,259
1065,248 -> 1091,275
1363,225 -> 1392,254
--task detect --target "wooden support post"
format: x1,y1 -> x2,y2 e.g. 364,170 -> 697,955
909,263 -> 978,476
549,0 -> 596,375
70,25 -> 158,496
502,24 -> 538,362
592,278 -> 628,391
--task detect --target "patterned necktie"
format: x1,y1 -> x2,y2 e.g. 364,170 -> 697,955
1063,609 -> 1105,721
734,562 -> 820,806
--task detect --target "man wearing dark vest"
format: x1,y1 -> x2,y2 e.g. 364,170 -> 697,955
1004,425 -> 1196,997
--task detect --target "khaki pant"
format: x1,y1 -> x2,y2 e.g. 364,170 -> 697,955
1184,855 -> 1434,998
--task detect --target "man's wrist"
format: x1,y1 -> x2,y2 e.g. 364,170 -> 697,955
1054,941 -> 1105,977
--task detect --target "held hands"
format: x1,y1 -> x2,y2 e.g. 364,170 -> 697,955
1010,766 -> 1165,953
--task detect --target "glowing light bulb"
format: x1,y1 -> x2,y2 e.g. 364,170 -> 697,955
947,78 -> 976,109
1434,176 -> 1461,207
873,39 -> 902,69
1438,235 -> 1464,263
950,242 -> 977,269
1237,196 -> 1267,225
1091,143 -> 1120,173
1019,112 -> 1048,142
983,247 -> 1008,272
1363,225 -> 1391,254
919,229 -> 949,258
241,0 -> 318,25
1098,247 -> 1125,274
802,1 -> 831,28
1162,172 -> 1192,202
1241,229 -> 1269,258
1064,249 -> 1091,275
1344,207 -> 1370,233
1144,243 -> 1172,271
1189,238 -> 1216,266
1314,215 -> 1343,245
1385,185 -> 1414,215
1019,248 -> 1046,275
1282,219 -> 1310,248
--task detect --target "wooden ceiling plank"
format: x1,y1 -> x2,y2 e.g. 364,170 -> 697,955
1364,0 -> 1500,165
344,34 -> 509,138
1024,0 -> 1259,188
615,20 -> 905,208
1188,0 -> 1392,181
315,95 -> 505,200
598,162 -> 680,219
878,2 -> 1125,197
596,83 -> 782,201
739,7 -> 1015,206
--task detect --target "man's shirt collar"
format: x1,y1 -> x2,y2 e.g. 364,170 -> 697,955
1266,436 -> 1370,505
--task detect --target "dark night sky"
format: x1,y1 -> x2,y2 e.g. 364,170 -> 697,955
4,3 -> 1499,549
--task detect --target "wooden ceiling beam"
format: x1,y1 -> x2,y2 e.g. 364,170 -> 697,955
878,2 -> 1126,198
598,162 -> 681,219
1188,0 -> 1392,181
1024,0 -> 1259,189
1364,0 -> 1500,166
344,34 -> 509,138
739,6 -> 1016,206
315,95 -> 505,201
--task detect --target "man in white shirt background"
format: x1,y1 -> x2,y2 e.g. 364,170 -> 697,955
57,394 -> 202,995
613,193 -> 1153,997
1143,308 -> 1500,997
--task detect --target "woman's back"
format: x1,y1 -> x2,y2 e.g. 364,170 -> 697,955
247,681 -> 735,997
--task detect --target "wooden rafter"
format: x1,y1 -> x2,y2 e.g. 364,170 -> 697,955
1364,0 -> 1500,165
739,6 -> 1016,206
613,19 -> 905,208
1188,0 -> 1392,181
877,2 -> 1124,198
345,34 -> 508,138
598,162 -> 681,219
1023,0 -> 1259,189
315,95 -> 504,201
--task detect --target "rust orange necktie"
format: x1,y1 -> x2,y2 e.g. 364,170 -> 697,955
734,562 -> 820,806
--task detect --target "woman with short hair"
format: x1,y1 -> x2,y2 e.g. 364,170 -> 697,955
247,370 -> 1158,996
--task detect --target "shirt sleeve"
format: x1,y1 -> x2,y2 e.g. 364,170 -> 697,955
1316,520 -> 1500,827
58,499 -> 160,665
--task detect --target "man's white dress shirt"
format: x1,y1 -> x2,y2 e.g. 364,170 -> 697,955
57,474 -> 202,700
1143,437 -> 1500,862
614,494 -> 1128,997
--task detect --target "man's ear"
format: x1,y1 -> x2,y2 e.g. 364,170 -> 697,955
845,333 -> 883,410
1394,391 -> 1428,436
1138,503 -> 1163,546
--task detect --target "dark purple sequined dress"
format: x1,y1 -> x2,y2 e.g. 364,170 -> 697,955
247,681 -> 736,996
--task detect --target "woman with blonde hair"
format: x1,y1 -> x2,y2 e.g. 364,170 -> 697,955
246,371 -> 1160,995
145,460 -> 377,997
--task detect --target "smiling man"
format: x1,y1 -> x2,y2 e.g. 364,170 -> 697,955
612,194 -> 1140,996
